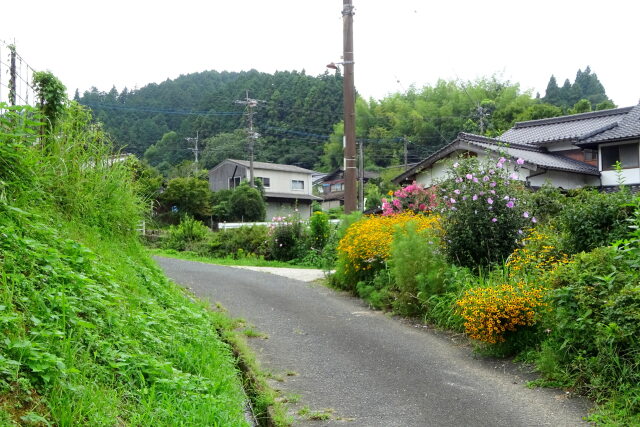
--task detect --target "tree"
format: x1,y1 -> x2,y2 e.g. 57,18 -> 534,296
33,71 -> 67,132
202,130 -> 247,169
228,181 -> 266,221
143,131 -> 190,166
543,75 -> 561,106
159,177 -> 213,219
568,99 -> 592,115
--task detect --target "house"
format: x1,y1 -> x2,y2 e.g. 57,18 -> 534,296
314,168 -> 380,210
394,103 -> 640,191
208,159 -> 322,220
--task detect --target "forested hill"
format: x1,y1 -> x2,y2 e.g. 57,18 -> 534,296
77,69 -> 344,170
78,66 -> 614,173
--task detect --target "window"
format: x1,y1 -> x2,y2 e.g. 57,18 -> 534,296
583,149 -> 597,162
228,176 -> 241,189
291,180 -> 305,190
255,177 -> 270,188
330,182 -> 344,192
601,144 -> 639,170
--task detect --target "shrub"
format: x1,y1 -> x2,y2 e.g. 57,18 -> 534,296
540,245 -> 640,413
334,212 -> 441,290
164,215 -> 210,251
159,177 -> 213,220
506,226 -> 569,280
229,181 -> 266,222
456,282 -> 547,344
381,181 -> 438,215
557,187 -> 631,254
438,155 -> 534,269
267,214 -> 306,262
388,221 -> 449,316
309,211 -> 330,250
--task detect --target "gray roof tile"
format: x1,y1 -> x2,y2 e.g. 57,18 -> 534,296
580,104 -> 640,144
500,107 -> 633,145
227,159 -> 316,174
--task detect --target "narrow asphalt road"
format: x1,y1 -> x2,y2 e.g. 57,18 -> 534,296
154,257 -> 592,426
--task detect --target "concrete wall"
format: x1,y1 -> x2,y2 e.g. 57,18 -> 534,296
527,169 -> 599,189
209,163 -> 248,191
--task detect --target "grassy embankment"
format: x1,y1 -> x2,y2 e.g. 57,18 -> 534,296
0,103 -> 283,425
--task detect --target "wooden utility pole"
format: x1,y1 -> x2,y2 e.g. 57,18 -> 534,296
342,0 -> 357,214
359,139 -> 364,211
186,131 -> 199,172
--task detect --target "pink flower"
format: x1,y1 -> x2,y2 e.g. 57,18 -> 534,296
455,177 -> 463,183
490,181 -> 496,187
483,176 -> 490,182
489,169 -> 495,174
472,194 -> 478,201
516,158 -> 525,165
473,177 -> 479,183
453,162 -> 459,168
531,217 -> 538,223
491,217 -> 498,223
506,201 -> 514,208
418,203 -> 426,210
450,198 -> 457,204
523,211 -> 529,218
454,189 -> 461,194
466,173 -> 473,180
487,197 -> 494,205
510,173 -> 519,180
392,199 -> 401,208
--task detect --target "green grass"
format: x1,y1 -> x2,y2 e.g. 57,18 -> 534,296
149,248 -> 318,269
0,103 -> 281,425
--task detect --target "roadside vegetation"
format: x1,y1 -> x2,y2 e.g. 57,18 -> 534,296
0,78 -> 277,425
323,155 -> 639,425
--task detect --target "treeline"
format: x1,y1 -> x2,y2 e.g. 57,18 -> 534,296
79,66 -> 615,175
77,69 -> 344,170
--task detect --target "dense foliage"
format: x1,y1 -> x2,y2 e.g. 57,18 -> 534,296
77,70 -> 344,170
0,101 -> 251,425
542,66 -> 614,110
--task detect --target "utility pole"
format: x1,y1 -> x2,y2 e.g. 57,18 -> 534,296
342,0 -> 357,214
8,44 -> 16,106
235,91 -> 260,187
186,131 -> 199,172
403,137 -> 409,170
359,139 -> 364,211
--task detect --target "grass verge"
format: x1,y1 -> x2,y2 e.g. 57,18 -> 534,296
149,248 -> 317,269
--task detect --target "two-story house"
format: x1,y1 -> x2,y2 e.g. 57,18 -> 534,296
315,168 -> 380,210
394,103 -> 640,191
208,159 -> 322,220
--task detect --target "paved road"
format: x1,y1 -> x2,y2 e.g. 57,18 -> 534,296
155,257 -> 592,426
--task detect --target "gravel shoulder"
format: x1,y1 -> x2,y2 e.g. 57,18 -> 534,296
155,256 -> 593,426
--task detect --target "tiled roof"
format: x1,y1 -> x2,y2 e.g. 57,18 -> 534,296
393,132 -> 599,183
500,106 -> 634,146
579,104 -> 640,144
264,192 -> 322,201
464,139 -> 599,175
227,159 -> 316,174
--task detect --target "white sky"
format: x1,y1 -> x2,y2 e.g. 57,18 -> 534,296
3,0 -> 640,107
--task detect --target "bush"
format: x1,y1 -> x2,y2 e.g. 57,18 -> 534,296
309,211 -> 330,250
164,215 -> 210,251
333,212 -> 441,291
229,181 -> 265,222
456,282 -> 547,345
540,243 -> 640,413
438,155 -> 534,269
266,215 -> 306,262
557,187 -> 631,254
388,222 -> 449,316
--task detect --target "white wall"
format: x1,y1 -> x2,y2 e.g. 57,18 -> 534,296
254,168 -> 313,195
527,170 -> 600,189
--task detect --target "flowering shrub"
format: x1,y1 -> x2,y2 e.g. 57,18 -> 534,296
381,181 -> 438,216
439,155 -> 535,268
456,282 -> 547,344
333,212 -> 441,289
506,227 -> 569,279
266,214 -> 306,261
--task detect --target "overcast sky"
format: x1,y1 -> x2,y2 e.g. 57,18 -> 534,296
3,0 -> 639,107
